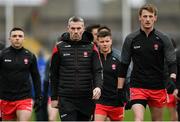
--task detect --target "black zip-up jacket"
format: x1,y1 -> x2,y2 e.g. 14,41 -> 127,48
50,31 -> 103,100
0,46 -> 41,101
176,49 -> 180,89
97,48 -> 122,106
119,29 -> 177,89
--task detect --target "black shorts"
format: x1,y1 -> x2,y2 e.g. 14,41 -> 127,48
58,97 -> 95,121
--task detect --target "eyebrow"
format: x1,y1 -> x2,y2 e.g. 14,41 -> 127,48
12,35 -> 24,37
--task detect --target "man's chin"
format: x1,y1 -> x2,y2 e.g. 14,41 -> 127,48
102,49 -> 109,53
144,25 -> 152,29
72,37 -> 81,41
14,45 -> 22,49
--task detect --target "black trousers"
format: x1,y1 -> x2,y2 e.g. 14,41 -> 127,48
58,97 -> 95,121
35,100 -> 48,121
177,101 -> 180,121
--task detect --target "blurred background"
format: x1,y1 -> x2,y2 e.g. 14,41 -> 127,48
0,0 -> 180,58
0,0 -> 179,120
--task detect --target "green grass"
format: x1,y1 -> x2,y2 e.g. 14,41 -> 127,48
31,107 -> 171,121
31,110 -> 60,121
31,111 -> 35,121
124,107 -> 171,121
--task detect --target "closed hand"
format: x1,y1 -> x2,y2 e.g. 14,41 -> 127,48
51,100 -> 59,108
92,87 -> 101,100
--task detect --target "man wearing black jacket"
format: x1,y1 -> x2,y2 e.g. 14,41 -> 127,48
176,49 -> 180,121
94,31 -> 125,121
0,38 -> 5,121
86,24 -> 101,45
50,16 -> 103,121
119,4 -> 177,121
0,27 -> 42,121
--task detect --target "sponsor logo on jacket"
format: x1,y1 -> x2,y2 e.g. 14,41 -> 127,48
133,45 -> 141,49
4,59 -> 12,62
63,53 -> 71,56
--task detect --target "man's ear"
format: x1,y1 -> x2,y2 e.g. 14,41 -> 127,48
138,15 -> 141,21
154,15 -> 157,22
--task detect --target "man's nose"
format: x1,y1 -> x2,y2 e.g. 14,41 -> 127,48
74,29 -> 78,33
146,16 -> 150,21
103,42 -> 107,45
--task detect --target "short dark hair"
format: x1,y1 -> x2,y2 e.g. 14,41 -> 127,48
68,16 -> 84,25
97,31 -> 111,38
10,27 -> 24,36
98,26 -> 111,33
86,24 -> 101,33
139,4 -> 158,16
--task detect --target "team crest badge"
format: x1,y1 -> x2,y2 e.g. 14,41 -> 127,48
112,64 -> 116,70
83,51 -> 88,57
24,58 -> 28,64
153,44 -> 159,50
